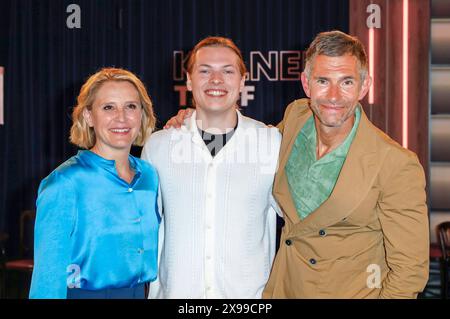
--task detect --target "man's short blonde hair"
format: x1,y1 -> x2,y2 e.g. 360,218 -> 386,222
70,67 -> 156,149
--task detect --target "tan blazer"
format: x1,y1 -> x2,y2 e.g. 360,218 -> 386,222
263,99 -> 429,299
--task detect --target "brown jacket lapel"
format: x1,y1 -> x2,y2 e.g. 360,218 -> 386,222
273,100 -> 310,226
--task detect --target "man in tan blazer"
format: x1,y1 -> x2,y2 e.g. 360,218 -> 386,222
262,31 -> 429,299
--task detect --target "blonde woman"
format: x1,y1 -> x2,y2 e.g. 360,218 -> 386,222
30,68 -> 159,299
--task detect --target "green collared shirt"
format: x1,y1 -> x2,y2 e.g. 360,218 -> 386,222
285,107 -> 361,220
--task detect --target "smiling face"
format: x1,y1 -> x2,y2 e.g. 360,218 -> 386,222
301,54 -> 371,131
83,80 -> 142,157
186,46 -> 245,116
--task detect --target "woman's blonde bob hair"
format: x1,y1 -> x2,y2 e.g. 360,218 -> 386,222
70,67 -> 156,149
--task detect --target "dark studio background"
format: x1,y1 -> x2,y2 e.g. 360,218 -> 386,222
0,0 -> 349,257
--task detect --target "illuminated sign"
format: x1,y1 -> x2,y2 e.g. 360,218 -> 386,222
173,50 -> 303,107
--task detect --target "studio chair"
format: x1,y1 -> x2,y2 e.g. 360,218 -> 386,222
2,210 -> 35,298
437,221 -> 450,299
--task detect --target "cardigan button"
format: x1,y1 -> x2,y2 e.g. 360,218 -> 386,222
309,258 -> 317,265
319,229 -> 326,237
285,239 -> 292,246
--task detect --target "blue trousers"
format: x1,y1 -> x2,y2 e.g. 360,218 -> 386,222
67,283 -> 146,299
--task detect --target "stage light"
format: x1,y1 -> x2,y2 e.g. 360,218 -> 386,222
402,0 -> 409,148
369,27 -> 374,105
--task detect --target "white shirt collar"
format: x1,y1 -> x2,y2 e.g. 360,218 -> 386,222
186,109 -> 243,146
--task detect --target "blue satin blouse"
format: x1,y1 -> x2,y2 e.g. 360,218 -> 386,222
29,150 -> 160,299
